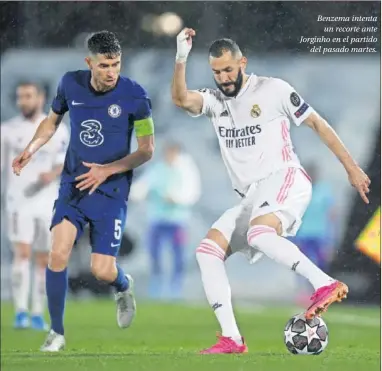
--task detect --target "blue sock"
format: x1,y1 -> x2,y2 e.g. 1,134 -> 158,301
46,267 -> 67,335
110,265 -> 129,292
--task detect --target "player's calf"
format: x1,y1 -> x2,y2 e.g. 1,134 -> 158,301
247,220 -> 335,293
91,254 -> 136,328
43,220 -> 76,347
196,232 -> 243,345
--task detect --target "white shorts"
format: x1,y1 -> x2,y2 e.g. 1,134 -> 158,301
6,203 -> 53,252
211,167 -> 312,264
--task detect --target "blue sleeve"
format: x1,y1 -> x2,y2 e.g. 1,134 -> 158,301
134,98 -> 152,120
131,82 -> 152,120
51,75 -> 69,115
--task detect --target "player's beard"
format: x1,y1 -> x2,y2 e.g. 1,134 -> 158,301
215,69 -> 243,97
98,79 -> 117,93
21,106 -> 38,120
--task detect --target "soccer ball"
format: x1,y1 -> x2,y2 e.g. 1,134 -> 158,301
284,313 -> 329,355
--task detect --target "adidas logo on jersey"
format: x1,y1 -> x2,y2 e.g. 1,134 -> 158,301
220,110 -> 229,117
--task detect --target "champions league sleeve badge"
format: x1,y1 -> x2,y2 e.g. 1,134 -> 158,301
290,92 -> 301,107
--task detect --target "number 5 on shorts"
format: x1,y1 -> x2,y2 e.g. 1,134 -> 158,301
114,219 -> 122,240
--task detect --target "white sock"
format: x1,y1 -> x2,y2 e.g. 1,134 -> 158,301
31,266 -> 46,316
247,225 -> 334,290
11,259 -> 31,313
196,239 -> 243,344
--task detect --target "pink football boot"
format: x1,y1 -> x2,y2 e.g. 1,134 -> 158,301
199,333 -> 248,354
305,281 -> 349,319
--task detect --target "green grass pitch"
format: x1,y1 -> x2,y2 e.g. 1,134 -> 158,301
1,300 -> 380,371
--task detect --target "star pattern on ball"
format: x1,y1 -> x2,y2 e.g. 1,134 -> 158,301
285,329 -> 295,344
300,323 -> 321,343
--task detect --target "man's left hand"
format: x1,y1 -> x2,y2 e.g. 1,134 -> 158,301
75,162 -> 112,195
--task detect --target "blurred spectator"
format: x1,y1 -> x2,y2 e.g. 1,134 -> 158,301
1,82 -> 69,329
130,142 -> 201,300
292,163 -> 337,303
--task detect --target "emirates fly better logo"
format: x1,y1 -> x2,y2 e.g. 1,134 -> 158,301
218,124 -> 262,149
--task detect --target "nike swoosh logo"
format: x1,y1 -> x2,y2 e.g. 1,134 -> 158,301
111,243 -> 120,247
72,101 -> 84,106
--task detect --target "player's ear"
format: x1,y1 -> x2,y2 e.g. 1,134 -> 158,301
240,56 -> 247,70
85,57 -> 92,70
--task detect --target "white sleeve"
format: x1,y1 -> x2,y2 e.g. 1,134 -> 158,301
188,88 -> 220,118
53,123 -> 69,165
274,79 -> 315,126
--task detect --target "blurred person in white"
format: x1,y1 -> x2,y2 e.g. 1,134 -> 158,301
1,82 -> 69,331
290,163 -> 337,305
171,28 -> 371,354
130,142 -> 201,300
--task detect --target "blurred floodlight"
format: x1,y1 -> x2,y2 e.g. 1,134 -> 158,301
157,12 -> 183,36
141,12 -> 183,37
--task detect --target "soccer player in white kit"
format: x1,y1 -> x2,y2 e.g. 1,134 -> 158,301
1,82 -> 69,330
171,28 -> 371,354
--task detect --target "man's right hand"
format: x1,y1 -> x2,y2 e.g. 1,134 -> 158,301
176,28 -> 196,63
12,150 -> 32,176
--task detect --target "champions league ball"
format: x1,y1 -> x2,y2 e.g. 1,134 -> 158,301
284,314 -> 329,355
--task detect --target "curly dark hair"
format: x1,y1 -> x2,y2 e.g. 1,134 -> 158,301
87,30 -> 121,58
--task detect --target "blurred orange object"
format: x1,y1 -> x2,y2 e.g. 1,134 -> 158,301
355,207 -> 381,264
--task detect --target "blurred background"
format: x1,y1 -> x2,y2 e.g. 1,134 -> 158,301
0,1 -> 380,312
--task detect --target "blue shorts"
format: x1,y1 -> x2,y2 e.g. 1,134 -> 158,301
50,183 -> 127,257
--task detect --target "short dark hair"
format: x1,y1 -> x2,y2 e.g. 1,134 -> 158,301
87,30 -> 121,57
209,38 -> 242,58
17,81 -> 45,95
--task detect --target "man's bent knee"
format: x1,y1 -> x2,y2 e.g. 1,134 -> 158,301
91,253 -> 117,282
49,250 -> 70,271
250,213 -> 283,236
196,229 -> 230,262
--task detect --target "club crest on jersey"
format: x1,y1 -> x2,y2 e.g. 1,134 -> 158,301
108,104 -> 122,118
250,104 -> 261,118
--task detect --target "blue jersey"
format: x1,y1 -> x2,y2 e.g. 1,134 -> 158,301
51,70 -> 152,200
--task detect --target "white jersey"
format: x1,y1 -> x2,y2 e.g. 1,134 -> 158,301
1,114 -> 69,208
192,75 -> 315,195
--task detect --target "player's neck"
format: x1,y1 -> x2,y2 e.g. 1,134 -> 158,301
241,74 -> 250,89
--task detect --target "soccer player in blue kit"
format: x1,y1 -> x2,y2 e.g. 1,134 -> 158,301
12,31 -> 155,351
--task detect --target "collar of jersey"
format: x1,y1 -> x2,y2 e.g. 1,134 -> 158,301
228,73 -> 255,100
87,75 -> 121,96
